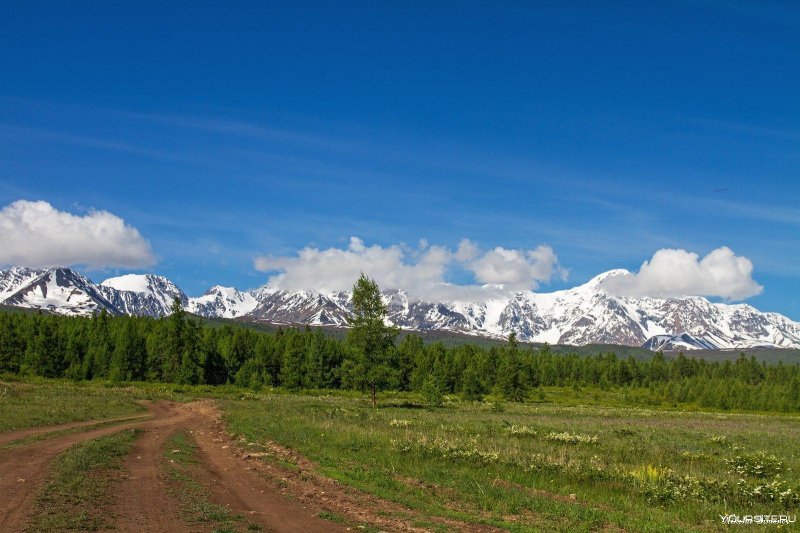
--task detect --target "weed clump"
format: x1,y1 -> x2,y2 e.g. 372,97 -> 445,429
391,434 -> 500,465
504,424 -> 537,437
726,452 -> 785,478
545,431 -> 598,445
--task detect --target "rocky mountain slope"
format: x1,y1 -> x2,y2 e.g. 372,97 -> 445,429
1,268 -> 121,316
100,274 -> 187,316
1,266 -> 798,350
187,285 -> 257,318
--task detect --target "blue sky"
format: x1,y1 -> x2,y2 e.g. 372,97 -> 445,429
0,1 -> 798,318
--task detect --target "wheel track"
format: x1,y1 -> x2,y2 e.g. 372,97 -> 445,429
109,400 -> 342,532
0,412 -> 153,448
0,400 -> 344,532
0,401 -> 174,531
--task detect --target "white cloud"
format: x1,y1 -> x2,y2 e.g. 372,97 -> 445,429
468,245 -> 567,289
601,247 -> 762,300
454,239 -> 479,262
0,200 -> 156,269
254,237 -> 566,301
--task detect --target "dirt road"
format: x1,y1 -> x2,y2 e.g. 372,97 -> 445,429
0,401 -> 342,533
0,412 -> 151,447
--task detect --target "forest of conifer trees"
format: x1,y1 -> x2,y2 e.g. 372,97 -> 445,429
2,304 -> 799,413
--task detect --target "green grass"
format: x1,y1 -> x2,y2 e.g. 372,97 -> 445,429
163,431 -> 254,532
27,429 -> 140,532
0,378 -> 146,432
0,376 -> 254,433
7,378 -> 800,531
222,391 -> 800,532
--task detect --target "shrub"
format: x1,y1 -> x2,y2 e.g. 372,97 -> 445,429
726,452 -> 785,478
738,479 -> 798,506
421,375 -> 445,410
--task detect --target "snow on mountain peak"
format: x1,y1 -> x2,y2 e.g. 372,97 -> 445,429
101,274 -> 180,295
1,266 -> 798,350
205,285 -> 237,296
98,273 -> 186,316
101,274 -> 151,293
0,266 -> 45,302
584,269 -> 632,288
187,285 -> 257,319
2,267 -> 119,316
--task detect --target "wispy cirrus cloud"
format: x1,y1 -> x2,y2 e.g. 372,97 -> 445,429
0,124 -> 204,164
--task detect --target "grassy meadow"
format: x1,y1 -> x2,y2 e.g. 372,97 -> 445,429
224,391 -> 800,532
0,375 -> 244,433
0,377 -> 146,432
2,377 -> 799,531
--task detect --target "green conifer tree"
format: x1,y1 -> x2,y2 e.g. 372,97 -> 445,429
279,330 -> 305,390
494,333 -> 529,402
421,373 -> 445,409
344,274 -> 398,407
109,319 -> 146,382
461,363 -> 485,401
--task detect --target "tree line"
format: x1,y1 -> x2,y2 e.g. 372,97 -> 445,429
1,275 -> 799,413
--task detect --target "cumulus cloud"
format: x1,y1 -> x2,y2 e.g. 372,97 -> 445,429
601,247 -> 762,301
254,237 -> 565,301
454,239 -> 479,262
469,245 -> 567,289
0,200 -> 156,269
255,237 -> 451,295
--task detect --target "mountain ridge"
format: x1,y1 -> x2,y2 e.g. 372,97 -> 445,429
1,266 -> 798,351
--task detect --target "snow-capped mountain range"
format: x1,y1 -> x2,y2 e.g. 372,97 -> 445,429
1,266 -> 799,351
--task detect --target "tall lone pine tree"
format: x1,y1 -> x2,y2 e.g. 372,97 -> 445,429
344,273 -> 398,408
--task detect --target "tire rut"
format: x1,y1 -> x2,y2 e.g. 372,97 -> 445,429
105,402 -> 194,533
0,412 -> 151,447
1,400 -> 365,532
108,400 -> 343,533
0,401 -> 173,531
